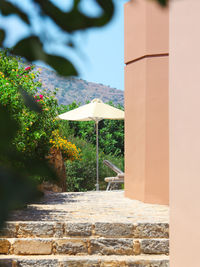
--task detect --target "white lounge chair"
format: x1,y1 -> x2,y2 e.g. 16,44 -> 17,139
103,160 -> 124,190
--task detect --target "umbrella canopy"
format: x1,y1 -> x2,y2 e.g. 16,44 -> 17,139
58,99 -> 124,191
58,99 -> 124,122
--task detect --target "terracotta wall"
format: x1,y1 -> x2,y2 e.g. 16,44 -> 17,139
124,0 -> 169,204
170,0 -> 200,266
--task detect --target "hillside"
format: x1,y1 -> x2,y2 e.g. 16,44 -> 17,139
37,67 -> 124,106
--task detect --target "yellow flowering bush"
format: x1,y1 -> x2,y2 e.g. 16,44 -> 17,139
50,130 -> 81,161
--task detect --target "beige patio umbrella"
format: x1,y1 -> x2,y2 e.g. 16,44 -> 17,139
58,99 -> 124,190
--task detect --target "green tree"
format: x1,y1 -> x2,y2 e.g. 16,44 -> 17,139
58,102 -> 124,156
66,136 -> 124,192
0,50 -> 58,159
0,50 -> 81,226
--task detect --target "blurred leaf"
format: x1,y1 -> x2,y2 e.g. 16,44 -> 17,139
24,157 -> 57,181
0,29 -> 5,46
35,0 -> 114,32
19,87 -> 42,113
0,165 -> 40,228
155,0 -> 168,7
46,54 -> 78,76
0,0 -> 115,76
0,104 -> 19,151
67,40 -> 75,48
5,149 -> 57,182
0,0 -> 30,25
12,36 -> 78,76
12,36 -> 45,61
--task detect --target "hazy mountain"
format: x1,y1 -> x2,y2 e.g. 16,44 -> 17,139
36,67 -> 124,106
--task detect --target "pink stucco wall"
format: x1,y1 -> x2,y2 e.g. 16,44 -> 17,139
124,0 -> 169,63
170,0 -> 200,266
124,0 -> 169,204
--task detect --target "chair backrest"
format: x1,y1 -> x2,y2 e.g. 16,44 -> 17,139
103,160 -> 123,175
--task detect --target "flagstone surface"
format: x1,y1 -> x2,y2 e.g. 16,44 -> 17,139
7,190 -> 169,223
0,191 -> 169,266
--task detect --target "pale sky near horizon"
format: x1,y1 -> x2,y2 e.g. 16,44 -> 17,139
0,0 -> 127,90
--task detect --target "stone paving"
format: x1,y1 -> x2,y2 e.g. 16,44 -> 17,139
0,255 -> 169,267
0,191 -> 169,266
8,190 -> 169,223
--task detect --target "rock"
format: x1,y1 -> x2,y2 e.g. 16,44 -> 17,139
90,238 -> 133,255
126,260 -> 169,267
16,259 -> 58,267
65,223 -> 93,237
55,239 -> 88,255
47,148 -> 66,192
54,223 -> 64,238
0,222 -> 17,238
100,261 -> 127,267
133,240 -> 141,255
140,239 -> 169,255
0,259 -> 13,267
0,239 -> 10,254
18,223 -> 54,238
12,239 -> 52,255
94,223 -> 133,238
38,181 -> 62,193
133,223 -> 169,238
61,259 -> 100,267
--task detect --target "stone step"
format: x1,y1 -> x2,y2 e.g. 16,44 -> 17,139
0,254 -> 169,267
0,237 -> 169,256
0,221 -> 169,239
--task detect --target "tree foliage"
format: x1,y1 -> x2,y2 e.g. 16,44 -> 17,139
57,101 -> 124,191
66,137 -> 124,192
0,50 -> 80,161
58,102 -> 124,157
0,50 -> 81,226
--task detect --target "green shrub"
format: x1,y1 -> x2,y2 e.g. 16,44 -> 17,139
0,50 -> 59,160
58,102 -> 124,157
0,50 -> 80,183
65,137 -> 124,192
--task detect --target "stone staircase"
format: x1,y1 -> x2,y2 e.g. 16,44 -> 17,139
0,191 -> 169,266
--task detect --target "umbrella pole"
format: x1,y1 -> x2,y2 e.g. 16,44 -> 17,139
96,121 -> 99,191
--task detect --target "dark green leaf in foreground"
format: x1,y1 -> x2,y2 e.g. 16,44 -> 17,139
19,87 -> 42,113
156,0 -> 168,7
46,54 -> 78,76
23,157 -> 57,182
0,105 -> 19,152
0,165 -> 40,228
12,36 -> 78,76
0,0 -> 30,25
0,29 -> 5,46
12,36 -> 45,62
35,0 -> 114,32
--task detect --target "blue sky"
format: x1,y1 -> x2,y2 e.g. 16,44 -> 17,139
71,0 -> 127,90
0,0 -> 127,90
